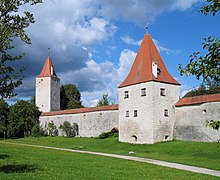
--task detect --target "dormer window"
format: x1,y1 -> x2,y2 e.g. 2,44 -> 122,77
152,62 -> 158,78
124,91 -> 129,99
141,88 -> 146,96
51,67 -> 53,75
157,67 -> 161,75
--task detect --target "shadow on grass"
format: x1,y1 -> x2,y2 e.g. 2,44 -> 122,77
0,164 -> 38,173
0,154 -> 10,159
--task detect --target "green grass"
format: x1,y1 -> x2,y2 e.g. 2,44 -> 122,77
2,136 -> 220,171
0,143 -> 218,179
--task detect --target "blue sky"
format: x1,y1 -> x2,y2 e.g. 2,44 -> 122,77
10,0 -> 220,106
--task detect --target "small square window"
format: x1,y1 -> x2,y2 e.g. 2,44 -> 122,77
164,109 -> 169,117
141,88 -> 146,96
126,111 -> 129,117
134,110 -> 138,117
160,88 -> 166,96
124,91 -> 129,99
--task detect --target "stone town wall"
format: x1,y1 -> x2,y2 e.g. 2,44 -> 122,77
174,102 -> 220,142
40,109 -> 119,137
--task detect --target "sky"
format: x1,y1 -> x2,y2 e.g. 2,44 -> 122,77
9,0 -> 220,107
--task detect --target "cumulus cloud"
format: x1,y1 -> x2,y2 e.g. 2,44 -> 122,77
11,0 -> 199,106
121,35 -> 181,55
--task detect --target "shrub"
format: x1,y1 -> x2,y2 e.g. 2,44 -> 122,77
48,121 -> 58,136
31,124 -> 46,137
98,128 -> 119,139
59,121 -> 79,137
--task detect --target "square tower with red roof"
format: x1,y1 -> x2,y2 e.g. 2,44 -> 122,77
36,55 -> 60,112
118,33 -> 180,144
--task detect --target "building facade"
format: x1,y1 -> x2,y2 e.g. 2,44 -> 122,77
37,33 -> 220,144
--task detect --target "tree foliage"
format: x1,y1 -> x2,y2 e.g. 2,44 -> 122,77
96,94 -> 110,107
0,99 -> 9,137
183,80 -> 220,98
7,100 -> 41,138
206,120 -> 220,131
59,121 -> 79,137
179,0 -> 220,83
60,84 -> 83,110
199,0 -> 220,16
0,0 -> 42,98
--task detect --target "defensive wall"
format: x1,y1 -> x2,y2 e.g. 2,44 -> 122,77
40,94 -> 220,142
40,104 -> 119,137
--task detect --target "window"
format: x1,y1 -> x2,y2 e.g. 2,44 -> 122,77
134,110 -> 138,117
141,88 -> 146,96
160,88 -> 166,96
164,109 -> 169,117
124,91 -> 129,99
126,111 -> 129,117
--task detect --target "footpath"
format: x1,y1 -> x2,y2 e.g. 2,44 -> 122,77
1,141 -> 220,177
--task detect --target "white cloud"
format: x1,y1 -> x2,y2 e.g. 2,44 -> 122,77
172,0 -> 199,11
121,35 -> 141,46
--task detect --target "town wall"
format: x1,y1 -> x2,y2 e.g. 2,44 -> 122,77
40,109 -> 119,137
174,102 -> 220,142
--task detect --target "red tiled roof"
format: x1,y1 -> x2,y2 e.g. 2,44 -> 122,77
41,104 -> 119,116
37,56 -> 59,79
118,34 -> 180,88
175,94 -> 220,107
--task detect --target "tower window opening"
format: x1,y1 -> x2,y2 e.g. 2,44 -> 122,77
124,91 -> 129,99
126,111 -> 129,117
160,88 -> 166,96
157,67 -> 161,75
164,109 -> 169,117
134,110 -> 138,117
141,88 -> 146,96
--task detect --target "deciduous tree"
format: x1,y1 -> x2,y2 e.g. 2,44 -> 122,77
0,0 -> 42,98
8,100 -> 40,137
60,84 -> 83,110
179,0 -> 220,83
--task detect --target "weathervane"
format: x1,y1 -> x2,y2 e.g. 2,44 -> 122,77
146,23 -> 149,34
48,48 -> 51,56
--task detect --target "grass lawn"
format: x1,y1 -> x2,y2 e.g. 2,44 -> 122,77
2,136 -> 220,171
0,143 -> 218,179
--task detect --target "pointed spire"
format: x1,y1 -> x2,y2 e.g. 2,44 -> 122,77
37,55 -> 59,79
118,34 -> 180,88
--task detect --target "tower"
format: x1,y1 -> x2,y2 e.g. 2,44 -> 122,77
36,55 -> 60,112
118,33 -> 180,144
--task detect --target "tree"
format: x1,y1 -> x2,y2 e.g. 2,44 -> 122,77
0,0 -> 42,98
183,80 -> 220,98
60,84 -> 83,110
96,94 -> 110,107
179,0 -> 220,83
7,100 -> 41,138
59,121 -> 79,137
0,99 -> 9,138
